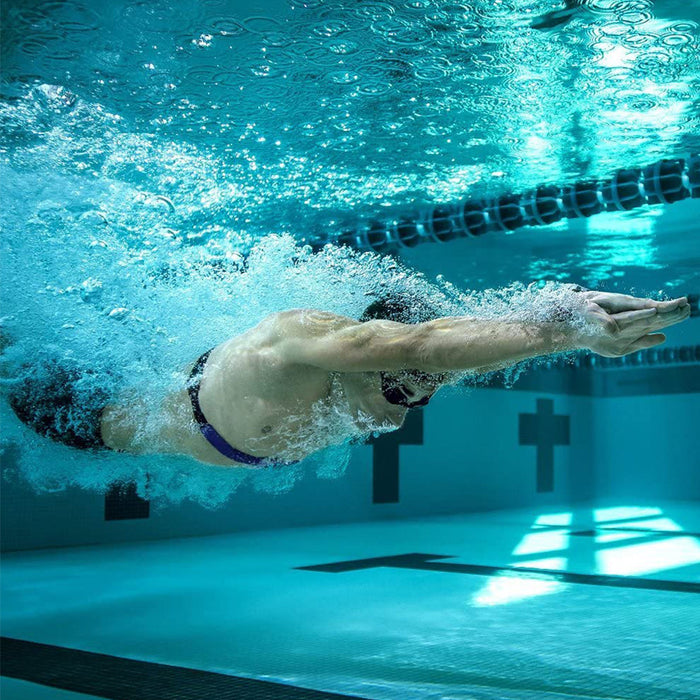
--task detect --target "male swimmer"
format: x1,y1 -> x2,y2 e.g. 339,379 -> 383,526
8,288 -> 691,468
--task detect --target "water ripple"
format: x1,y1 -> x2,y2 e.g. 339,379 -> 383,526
1,0 -> 698,278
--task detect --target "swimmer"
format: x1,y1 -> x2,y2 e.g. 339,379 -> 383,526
7,288 -> 691,468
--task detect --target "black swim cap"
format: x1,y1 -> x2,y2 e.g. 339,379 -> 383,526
360,292 -> 442,325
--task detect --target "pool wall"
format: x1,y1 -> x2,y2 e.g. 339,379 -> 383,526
2,200 -> 699,553
2,374 -> 698,553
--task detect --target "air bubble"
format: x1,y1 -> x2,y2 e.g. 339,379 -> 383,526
619,10 -> 651,25
662,32 -> 692,47
209,17 -> 246,37
325,39 -> 360,54
327,70 -> 359,84
108,308 -> 129,320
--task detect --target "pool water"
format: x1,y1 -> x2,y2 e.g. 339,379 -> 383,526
3,503 -> 700,700
1,1 -> 699,698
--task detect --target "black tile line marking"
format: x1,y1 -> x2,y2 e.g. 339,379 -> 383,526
295,553 -> 700,594
532,525 -> 700,539
574,527 -> 700,539
2,636 -> 693,700
0,637 -> 373,700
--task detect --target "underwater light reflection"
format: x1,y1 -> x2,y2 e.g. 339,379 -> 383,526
470,507 -> 698,607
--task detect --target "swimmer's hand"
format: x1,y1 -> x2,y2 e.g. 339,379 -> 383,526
576,291 -> 690,357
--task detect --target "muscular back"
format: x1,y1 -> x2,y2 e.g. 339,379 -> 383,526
101,309 -> 370,466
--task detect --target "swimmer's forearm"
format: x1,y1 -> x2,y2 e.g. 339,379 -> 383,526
413,318 -> 581,373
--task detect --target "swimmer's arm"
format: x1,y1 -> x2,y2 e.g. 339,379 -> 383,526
411,318 -> 581,373
279,293 -> 690,373
280,310 -> 581,373
419,297 -> 688,370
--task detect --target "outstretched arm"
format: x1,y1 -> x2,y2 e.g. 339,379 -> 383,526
278,292 -> 690,374
474,291 -> 691,372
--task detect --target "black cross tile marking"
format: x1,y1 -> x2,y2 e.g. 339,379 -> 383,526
295,552 -> 699,594
519,398 -> 570,492
369,408 -> 423,504
104,481 -> 150,521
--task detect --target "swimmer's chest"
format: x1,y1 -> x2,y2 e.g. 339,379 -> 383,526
198,342 -> 337,450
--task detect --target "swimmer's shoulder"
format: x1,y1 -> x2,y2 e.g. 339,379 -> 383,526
268,308 -> 360,340
207,310 -> 360,377
212,310 -> 358,366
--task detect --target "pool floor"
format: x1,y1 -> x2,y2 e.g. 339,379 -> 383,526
2,501 -> 699,700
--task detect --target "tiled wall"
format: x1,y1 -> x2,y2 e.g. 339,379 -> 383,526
3,200 -> 699,552
2,352 -> 698,552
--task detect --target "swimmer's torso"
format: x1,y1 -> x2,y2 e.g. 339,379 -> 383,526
100,311 -> 409,466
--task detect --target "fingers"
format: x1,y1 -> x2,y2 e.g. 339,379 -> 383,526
648,304 -> 691,330
613,301 -> 691,332
629,333 -> 666,352
651,297 -> 688,312
613,308 -> 657,326
589,291 -> 688,313
585,292 -> 640,312
588,292 -> 653,312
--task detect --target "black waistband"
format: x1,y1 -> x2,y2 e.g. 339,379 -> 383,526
186,349 -> 297,468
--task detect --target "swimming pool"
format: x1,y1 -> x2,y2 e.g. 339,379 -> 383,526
1,1 -> 699,698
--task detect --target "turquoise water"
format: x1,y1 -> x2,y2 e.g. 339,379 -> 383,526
1,0 -> 699,506
3,504 -> 699,700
